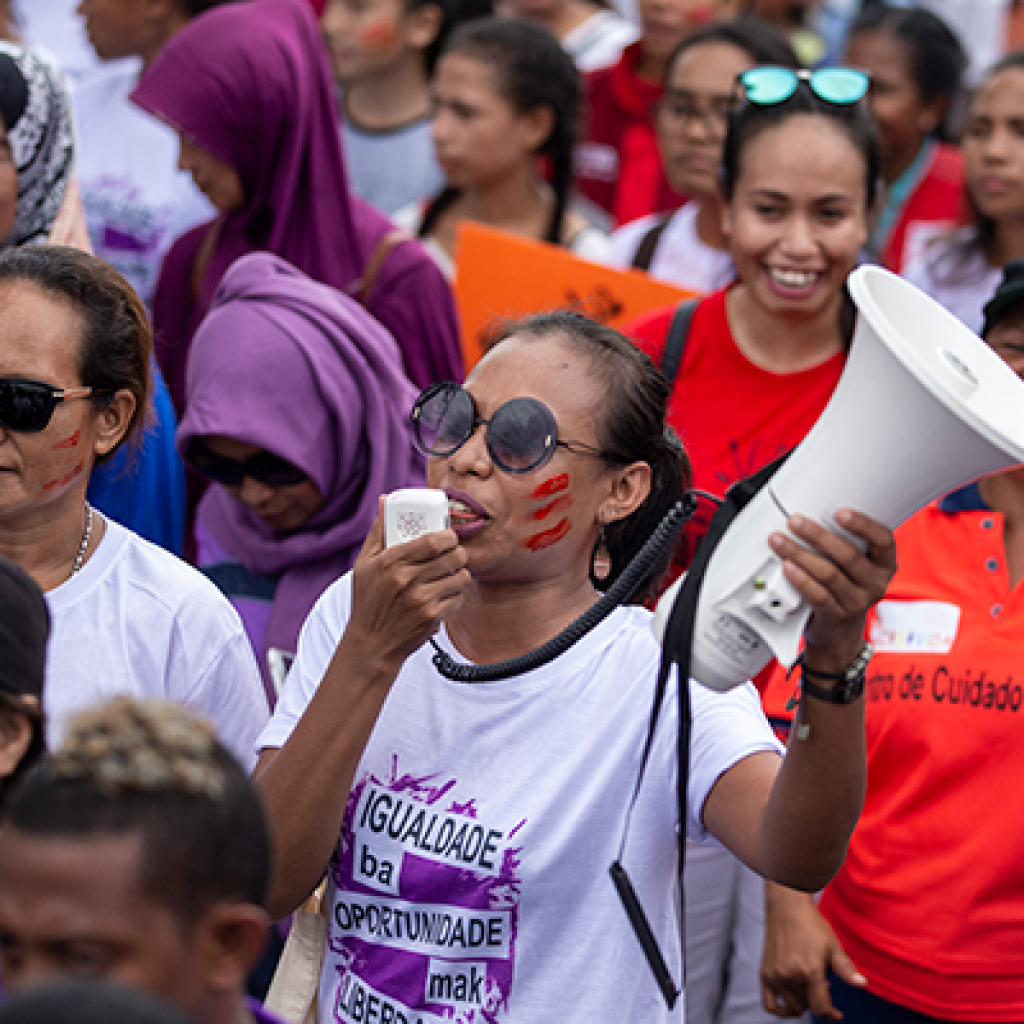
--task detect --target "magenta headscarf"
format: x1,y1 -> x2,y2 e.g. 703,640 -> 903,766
132,0 -> 462,411
177,252 -> 425,687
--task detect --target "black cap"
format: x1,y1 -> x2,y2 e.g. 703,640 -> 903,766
0,555 -> 49,700
981,260 -> 1024,339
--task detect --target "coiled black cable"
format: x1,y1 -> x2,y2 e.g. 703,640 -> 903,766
430,491 -> 700,682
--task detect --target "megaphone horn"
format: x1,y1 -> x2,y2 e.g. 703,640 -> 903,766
653,264 -> 1024,691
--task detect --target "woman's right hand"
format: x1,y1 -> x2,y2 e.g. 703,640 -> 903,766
343,497 -> 471,674
761,882 -> 866,1020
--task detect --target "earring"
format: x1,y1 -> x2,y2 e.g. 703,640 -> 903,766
590,526 -> 612,588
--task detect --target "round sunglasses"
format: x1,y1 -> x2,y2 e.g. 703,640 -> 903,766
411,381 -> 609,474
186,440 -> 308,489
738,67 -> 869,108
0,378 -> 97,434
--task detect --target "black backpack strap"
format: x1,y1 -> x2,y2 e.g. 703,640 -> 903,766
631,214 -> 672,272
660,298 -> 699,390
611,450 -> 793,1010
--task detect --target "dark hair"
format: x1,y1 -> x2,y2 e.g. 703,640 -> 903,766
182,0 -> 244,17
0,246 -> 151,464
849,4 -> 966,138
0,979 -> 202,1024
664,15 -> 800,86
3,698 -> 272,929
420,17 -> 580,246
407,0 -> 494,78
721,82 -> 882,209
488,311 -> 691,602
927,49 -> 1024,287
0,692 -> 44,809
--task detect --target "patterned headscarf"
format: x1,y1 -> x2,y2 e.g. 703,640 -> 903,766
0,42 -> 74,248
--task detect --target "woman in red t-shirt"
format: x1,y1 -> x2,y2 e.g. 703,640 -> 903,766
628,70 -> 880,569
844,5 -> 967,272
626,67 -> 881,1024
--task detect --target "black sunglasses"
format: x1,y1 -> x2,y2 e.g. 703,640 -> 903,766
411,381 -> 609,474
186,441 -> 309,489
0,378 -> 97,433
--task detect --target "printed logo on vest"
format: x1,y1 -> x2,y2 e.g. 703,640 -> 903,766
869,600 -> 961,654
328,760 -> 525,1022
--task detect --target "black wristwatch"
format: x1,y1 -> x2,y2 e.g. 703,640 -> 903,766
800,643 -> 873,705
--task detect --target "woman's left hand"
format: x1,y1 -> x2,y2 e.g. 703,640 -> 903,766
769,509 -> 897,670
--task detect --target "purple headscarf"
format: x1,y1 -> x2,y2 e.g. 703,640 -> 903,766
132,0 -> 462,412
177,252 -> 425,685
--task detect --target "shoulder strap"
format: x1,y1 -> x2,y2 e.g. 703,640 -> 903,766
354,228 -> 413,309
631,215 -> 672,273
610,450 -> 793,1010
660,298 -> 699,389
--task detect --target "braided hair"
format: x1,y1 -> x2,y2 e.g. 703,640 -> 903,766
420,17 -> 581,245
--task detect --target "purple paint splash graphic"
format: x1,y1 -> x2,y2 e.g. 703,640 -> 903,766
325,757 -> 525,1022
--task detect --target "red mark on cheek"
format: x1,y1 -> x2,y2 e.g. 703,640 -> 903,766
42,460 -> 84,491
531,474 -> 569,499
50,429 -> 80,451
531,495 -> 573,520
523,517 -> 571,552
362,18 -> 397,47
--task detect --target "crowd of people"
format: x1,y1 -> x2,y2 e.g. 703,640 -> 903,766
0,0 -> 1021,1023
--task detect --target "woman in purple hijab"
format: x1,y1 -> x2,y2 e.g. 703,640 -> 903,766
132,0 -> 462,417
177,252 -> 425,698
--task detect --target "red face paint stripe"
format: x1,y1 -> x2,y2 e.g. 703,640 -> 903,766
42,460 -> 84,491
524,517 -> 571,552
531,495 -> 573,521
531,474 -> 569,499
51,429 -> 80,450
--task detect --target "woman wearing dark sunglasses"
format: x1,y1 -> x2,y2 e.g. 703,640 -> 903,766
253,310 -> 896,1023
0,245 -> 267,765
176,252 -> 424,699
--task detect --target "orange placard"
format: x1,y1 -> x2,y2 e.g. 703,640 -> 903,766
453,222 -> 697,372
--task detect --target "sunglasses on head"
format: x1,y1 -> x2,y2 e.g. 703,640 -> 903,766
738,66 -> 870,108
0,378 -> 97,434
186,441 -> 309,489
411,381 -> 609,474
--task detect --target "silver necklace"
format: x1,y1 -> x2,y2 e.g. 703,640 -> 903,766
70,503 -> 93,579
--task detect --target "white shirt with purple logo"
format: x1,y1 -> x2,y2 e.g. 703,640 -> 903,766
72,64 -> 214,308
259,573 -> 781,1023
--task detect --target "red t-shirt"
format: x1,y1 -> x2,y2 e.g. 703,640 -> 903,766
882,143 -> 965,273
762,486 -> 1024,1019
576,43 -> 686,226
627,288 -> 845,570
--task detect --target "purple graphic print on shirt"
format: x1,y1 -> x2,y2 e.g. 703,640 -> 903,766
327,756 -> 525,1022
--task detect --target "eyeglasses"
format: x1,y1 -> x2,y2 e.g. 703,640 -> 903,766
657,91 -> 735,136
738,67 -> 869,107
0,378 -> 97,433
411,381 -> 609,474
186,441 -> 308,489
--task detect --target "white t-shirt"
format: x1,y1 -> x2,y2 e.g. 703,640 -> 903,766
45,516 -> 268,767
258,573 -> 782,1023
603,202 -> 735,294
72,64 -> 214,307
902,228 -> 1000,336
563,11 -> 638,73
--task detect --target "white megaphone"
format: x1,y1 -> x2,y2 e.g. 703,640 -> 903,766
652,264 -> 1024,691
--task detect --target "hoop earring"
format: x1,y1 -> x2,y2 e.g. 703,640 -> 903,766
590,526 -> 612,588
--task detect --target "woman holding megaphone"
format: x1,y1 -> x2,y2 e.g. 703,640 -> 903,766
759,262 -> 1024,1024
253,310 -> 896,1023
